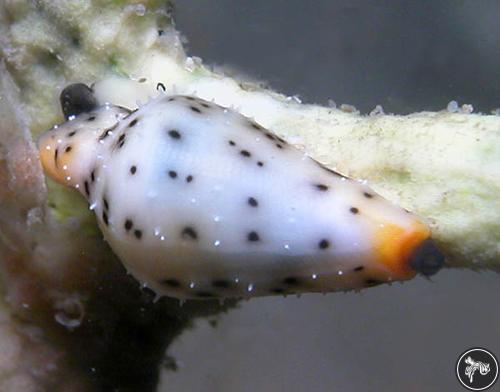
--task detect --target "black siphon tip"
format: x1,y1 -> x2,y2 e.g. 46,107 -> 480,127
409,238 -> 445,276
60,83 -> 98,119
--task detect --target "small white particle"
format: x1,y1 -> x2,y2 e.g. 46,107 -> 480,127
62,165 -> 68,170
312,274 -> 318,280
213,216 -> 221,222
286,95 -> 302,104
65,176 -> 71,181
75,184 -> 80,189
45,145 -> 51,150
89,203 -> 97,210
160,236 -> 165,241
57,139 -> 62,144
369,105 -> 385,116
184,57 -> 199,72
214,240 -> 221,247
189,282 -> 195,289
340,104 -> 358,114
234,278 -> 240,283
151,291 -> 161,303
447,100 -> 459,113
247,283 -> 254,292
190,198 -> 197,204
154,227 -> 161,236
461,104 -> 474,114
327,99 -> 337,108
337,270 -> 343,276
68,115 -> 76,121
53,295 -> 85,329
283,244 -> 290,250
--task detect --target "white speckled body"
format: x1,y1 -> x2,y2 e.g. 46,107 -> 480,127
39,94 -> 433,299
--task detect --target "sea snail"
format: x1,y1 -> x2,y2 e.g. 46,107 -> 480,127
37,83 -> 444,299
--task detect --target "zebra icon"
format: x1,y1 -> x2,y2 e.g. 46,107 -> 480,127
456,348 -> 498,391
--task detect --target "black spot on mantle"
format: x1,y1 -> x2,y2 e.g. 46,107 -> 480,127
181,227 -> 198,240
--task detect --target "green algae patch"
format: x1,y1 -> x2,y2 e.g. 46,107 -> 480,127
46,179 -> 101,238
